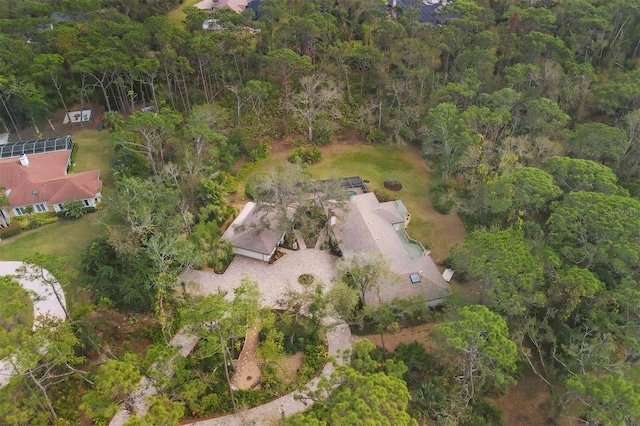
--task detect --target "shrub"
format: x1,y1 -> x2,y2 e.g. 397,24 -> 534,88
431,184 -> 454,214
298,273 -> 314,285
0,223 -> 22,238
296,343 -> 327,385
245,172 -> 268,199
62,200 -> 86,220
327,235 -> 342,257
374,188 -> 395,202
366,128 -> 387,144
464,399 -> 504,426
312,121 -> 333,145
288,146 -> 321,164
111,146 -> 150,178
35,215 -> 59,226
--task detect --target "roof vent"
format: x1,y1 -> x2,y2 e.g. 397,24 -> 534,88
19,153 -> 29,166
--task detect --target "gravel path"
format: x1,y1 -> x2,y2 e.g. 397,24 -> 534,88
0,261 -> 67,387
110,249 -> 353,425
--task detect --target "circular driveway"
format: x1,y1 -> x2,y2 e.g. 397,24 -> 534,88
181,249 -> 339,306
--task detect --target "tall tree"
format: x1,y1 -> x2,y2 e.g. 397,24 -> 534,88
337,253 -> 393,307
422,103 -> 475,181
264,48 -> 313,132
30,53 -> 71,123
436,305 -> 518,407
451,228 -> 546,323
289,73 -> 341,143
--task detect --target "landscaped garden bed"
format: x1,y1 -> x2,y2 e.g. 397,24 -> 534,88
172,309 -> 327,422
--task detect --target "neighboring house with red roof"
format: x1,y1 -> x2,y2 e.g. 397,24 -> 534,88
0,135 -> 102,226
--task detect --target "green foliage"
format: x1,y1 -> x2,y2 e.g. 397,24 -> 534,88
288,146 -> 322,164
422,103 -> 475,180
287,339 -> 416,426
62,200 -> 86,220
0,317 -> 84,425
450,229 -> 545,318
80,358 -> 142,425
366,128 -> 387,144
292,200 -> 326,247
373,188 -> 395,202
104,111 -> 125,133
0,222 -> 22,238
545,156 -> 626,195
124,395 -> 184,426
430,183 -> 454,214
436,305 -> 518,402
566,122 -> 629,166
0,275 -> 32,333
547,191 -> 640,281
111,145 -> 151,178
81,237 -> 156,312
18,211 -> 59,230
338,253 -> 392,307
566,367 -> 640,426
481,167 -> 562,225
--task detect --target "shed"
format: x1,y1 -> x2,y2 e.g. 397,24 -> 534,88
221,202 -> 285,262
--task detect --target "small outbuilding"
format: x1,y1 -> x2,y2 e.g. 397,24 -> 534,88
221,202 -> 285,262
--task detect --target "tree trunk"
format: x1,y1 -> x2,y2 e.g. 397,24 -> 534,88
52,75 -> 70,124
26,370 -> 58,423
0,95 -> 22,140
219,329 -> 237,412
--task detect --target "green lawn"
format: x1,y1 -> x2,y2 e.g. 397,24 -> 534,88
235,144 -> 466,260
73,129 -> 115,187
0,129 -> 115,310
167,0 -> 201,23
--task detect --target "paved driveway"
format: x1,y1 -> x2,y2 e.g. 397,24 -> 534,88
181,249 -> 339,307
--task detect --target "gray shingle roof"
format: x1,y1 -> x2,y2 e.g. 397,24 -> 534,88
222,202 -> 285,255
331,193 -> 449,304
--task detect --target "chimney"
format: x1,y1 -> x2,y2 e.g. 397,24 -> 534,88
19,154 -> 29,166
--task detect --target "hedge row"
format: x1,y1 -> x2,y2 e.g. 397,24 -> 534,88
0,222 -> 22,239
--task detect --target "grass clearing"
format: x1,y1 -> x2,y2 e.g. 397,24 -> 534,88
233,142 -> 466,260
167,0 -> 201,23
72,129 -> 114,187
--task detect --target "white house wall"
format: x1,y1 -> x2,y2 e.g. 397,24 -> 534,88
233,247 -> 270,262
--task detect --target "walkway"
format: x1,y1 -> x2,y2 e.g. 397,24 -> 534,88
110,249 -> 352,425
186,320 -> 351,426
0,261 -> 67,387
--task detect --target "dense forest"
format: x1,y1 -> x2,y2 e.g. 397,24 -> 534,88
1,0 -> 640,424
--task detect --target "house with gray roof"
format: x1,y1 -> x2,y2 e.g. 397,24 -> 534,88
221,202 -> 286,262
329,192 -> 450,306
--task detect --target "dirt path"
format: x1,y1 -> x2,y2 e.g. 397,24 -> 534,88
231,326 -> 261,390
353,323 -> 437,354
